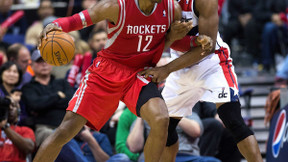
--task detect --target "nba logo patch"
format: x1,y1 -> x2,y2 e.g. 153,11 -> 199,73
163,10 -> 166,17
186,0 -> 189,4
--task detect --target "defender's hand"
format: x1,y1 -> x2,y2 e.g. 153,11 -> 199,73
139,66 -> 170,83
196,35 -> 213,54
167,20 -> 193,42
38,23 -> 62,49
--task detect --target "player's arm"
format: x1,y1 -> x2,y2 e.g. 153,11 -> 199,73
164,0 -> 193,50
164,0 -> 218,71
38,0 -> 119,47
139,0 -> 218,83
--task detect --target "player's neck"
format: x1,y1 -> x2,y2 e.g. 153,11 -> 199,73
138,0 -> 155,15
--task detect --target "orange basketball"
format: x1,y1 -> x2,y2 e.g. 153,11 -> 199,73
39,31 -> 75,66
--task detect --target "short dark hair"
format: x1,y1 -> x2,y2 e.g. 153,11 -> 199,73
88,29 -> 107,40
6,43 -> 25,61
0,61 -> 23,87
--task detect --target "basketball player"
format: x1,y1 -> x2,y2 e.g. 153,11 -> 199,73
33,0 -> 195,161
140,0 -> 263,161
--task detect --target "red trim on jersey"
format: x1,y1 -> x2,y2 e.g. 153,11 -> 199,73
107,0 -> 123,31
109,0 -> 122,28
216,47 -> 238,89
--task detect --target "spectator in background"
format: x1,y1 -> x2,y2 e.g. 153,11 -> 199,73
113,108 -> 144,162
22,50 -> 74,147
25,0 -> 54,47
0,0 -> 28,45
0,61 -> 22,97
114,108 -> 220,162
257,0 -> 288,72
174,113 -> 220,162
275,55 -> 288,86
222,0 -> 260,62
6,43 -> 31,87
0,97 -> 35,162
56,126 -> 113,162
88,29 -> 107,61
193,102 -> 242,162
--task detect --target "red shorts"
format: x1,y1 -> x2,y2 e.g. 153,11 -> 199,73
67,57 -> 150,131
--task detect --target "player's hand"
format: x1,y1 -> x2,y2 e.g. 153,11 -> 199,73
38,23 -> 62,49
168,20 -> 193,42
196,35 -> 213,54
139,66 -> 170,83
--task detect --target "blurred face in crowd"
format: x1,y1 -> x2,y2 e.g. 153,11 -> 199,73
32,58 -> 52,77
0,0 -> 13,13
8,99 -> 20,124
38,0 -> 54,20
16,47 -> 31,72
82,0 -> 98,9
2,64 -> 20,86
89,31 -> 108,52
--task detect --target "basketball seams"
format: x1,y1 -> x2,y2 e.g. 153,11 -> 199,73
51,31 -> 57,66
53,40 -> 69,65
41,40 -> 53,62
40,31 -> 75,66
51,37 -> 75,50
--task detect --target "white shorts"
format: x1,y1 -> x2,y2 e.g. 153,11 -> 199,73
163,47 -> 239,117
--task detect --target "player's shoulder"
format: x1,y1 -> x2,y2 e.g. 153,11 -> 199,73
194,0 -> 218,14
105,0 -> 120,5
97,0 -> 119,10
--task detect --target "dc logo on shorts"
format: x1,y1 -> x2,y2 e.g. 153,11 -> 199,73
272,109 -> 287,158
218,87 -> 227,98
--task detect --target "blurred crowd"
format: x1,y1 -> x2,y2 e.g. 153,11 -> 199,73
0,0 -> 287,161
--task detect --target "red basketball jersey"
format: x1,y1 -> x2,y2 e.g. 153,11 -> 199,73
98,0 -> 175,68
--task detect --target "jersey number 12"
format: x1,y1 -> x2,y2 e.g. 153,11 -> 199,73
137,35 -> 153,52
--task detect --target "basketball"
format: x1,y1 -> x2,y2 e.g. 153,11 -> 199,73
39,31 -> 75,66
